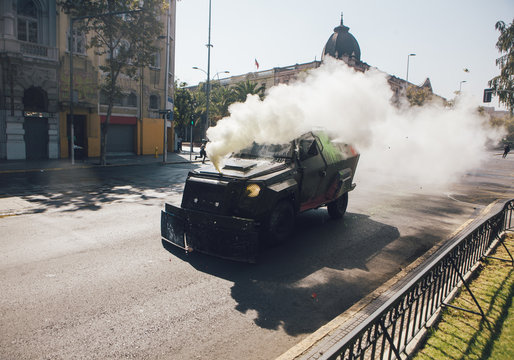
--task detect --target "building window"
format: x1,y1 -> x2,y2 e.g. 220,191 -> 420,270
67,29 -> 86,54
112,39 -> 132,64
149,94 -> 159,109
17,0 -> 39,43
150,51 -> 161,69
127,92 -> 137,107
99,89 -> 109,105
113,93 -> 123,106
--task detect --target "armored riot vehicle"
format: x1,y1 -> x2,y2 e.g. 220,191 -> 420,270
161,130 -> 359,262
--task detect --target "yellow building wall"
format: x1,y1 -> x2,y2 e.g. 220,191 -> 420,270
59,111 -> 101,158
60,114 -> 173,158
142,117 -> 164,155
59,111 -> 68,158
140,118 -> 175,155
87,113 -> 100,157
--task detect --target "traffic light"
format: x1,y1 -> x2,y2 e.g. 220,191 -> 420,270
483,88 -> 493,103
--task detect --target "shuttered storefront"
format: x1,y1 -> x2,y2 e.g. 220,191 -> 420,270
100,116 -> 136,154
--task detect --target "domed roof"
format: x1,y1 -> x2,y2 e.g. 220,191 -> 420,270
322,15 -> 361,62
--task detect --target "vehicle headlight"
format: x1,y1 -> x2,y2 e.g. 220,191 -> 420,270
246,183 -> 261,198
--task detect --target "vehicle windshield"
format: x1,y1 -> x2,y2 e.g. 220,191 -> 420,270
232,142 -> 293,160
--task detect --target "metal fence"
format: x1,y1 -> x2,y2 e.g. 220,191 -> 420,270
319,199 -> 514,360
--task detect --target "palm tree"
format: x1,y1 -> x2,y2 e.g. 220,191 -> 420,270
233,80 -> 266,102
210,85 -> 236,124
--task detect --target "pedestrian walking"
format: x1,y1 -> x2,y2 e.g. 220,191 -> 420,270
503,144 -> 511,158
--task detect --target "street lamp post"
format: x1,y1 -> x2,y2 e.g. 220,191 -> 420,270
406,53 -> 416,85
459,80 -> 467,93
193,67 -> 229,80
216,71 -> 230,80
205,0 -> 212,138
162,0 -> 171,163
192,67 -> 229,138
69,17 -> 76,165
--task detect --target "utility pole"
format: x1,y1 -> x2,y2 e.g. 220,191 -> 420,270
69,17 -> 75,164
205,0 -> 212,139
163,0 -> 171,163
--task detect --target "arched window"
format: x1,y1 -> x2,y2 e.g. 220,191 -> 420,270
127,92 -> 137,107
23,87 -> 48,111
17,0 -> 39,43
149,94 -> 159,109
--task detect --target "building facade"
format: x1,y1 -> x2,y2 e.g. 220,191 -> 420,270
216,16 -> 440,108
0,0 -> 59,160
0,0 -> 176,161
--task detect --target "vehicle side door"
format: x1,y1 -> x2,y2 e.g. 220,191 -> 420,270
297,138 -> 327,210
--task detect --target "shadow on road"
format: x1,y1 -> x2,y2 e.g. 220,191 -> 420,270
162,210 -> 404,336
0,164 -> 195,214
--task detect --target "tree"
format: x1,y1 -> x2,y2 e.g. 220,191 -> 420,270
406,85 -> 433,106
489,19 -> 514,115
490,113 -> 514,144
233,80 -> 266,103
173,82 -> 196,138
59,0 -> 166,165
209,84 -> 236,124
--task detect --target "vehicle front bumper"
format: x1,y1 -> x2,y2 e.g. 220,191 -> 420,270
161,203 -> 260,262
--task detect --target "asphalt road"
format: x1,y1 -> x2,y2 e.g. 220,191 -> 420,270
0,152 -> 512,359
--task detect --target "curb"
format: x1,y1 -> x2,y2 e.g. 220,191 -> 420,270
0,158 -> 207,175
276,201 -> 501,360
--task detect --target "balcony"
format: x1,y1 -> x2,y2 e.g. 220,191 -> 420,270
20,42 -> 58,61
0,39 -> 58,62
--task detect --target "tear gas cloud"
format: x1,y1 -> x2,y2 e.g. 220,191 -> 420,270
206,58 -> 504,188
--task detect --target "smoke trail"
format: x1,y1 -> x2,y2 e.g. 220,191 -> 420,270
206,58 -> 503,187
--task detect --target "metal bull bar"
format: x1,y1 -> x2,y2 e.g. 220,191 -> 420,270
161,203 -> 260,263
296,199 -> 513,360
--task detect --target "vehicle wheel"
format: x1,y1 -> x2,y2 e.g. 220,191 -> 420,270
266,200 -> 295,245
327,192 -> 348,219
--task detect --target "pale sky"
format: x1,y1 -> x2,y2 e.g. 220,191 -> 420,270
174,0 -> 513,109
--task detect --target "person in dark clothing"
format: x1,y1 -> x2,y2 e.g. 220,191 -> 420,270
503,144 -> 511,158
195,141 -> 207,163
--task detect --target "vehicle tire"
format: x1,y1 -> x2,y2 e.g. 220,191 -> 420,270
327,192 -> 348,219
266,200 -> 295,245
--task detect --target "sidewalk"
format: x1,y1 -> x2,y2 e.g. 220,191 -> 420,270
0,148 -> 204,174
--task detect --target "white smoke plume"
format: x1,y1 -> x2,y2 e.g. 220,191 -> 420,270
206,58 -> 503,188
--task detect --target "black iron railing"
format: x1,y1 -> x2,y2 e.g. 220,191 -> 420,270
315,199 -> 513,360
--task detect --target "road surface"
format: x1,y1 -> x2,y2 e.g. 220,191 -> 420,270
0,152 -> 512,359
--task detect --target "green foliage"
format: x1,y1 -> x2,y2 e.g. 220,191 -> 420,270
406,85 -> 433,106
412,236 -> 514,360
488,19 -> 514,114
173,82 -> 202,137
233,80 -> 266,103
173,80 -> 267,131
492,114 -> 514,143
210,84 -> 236,123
